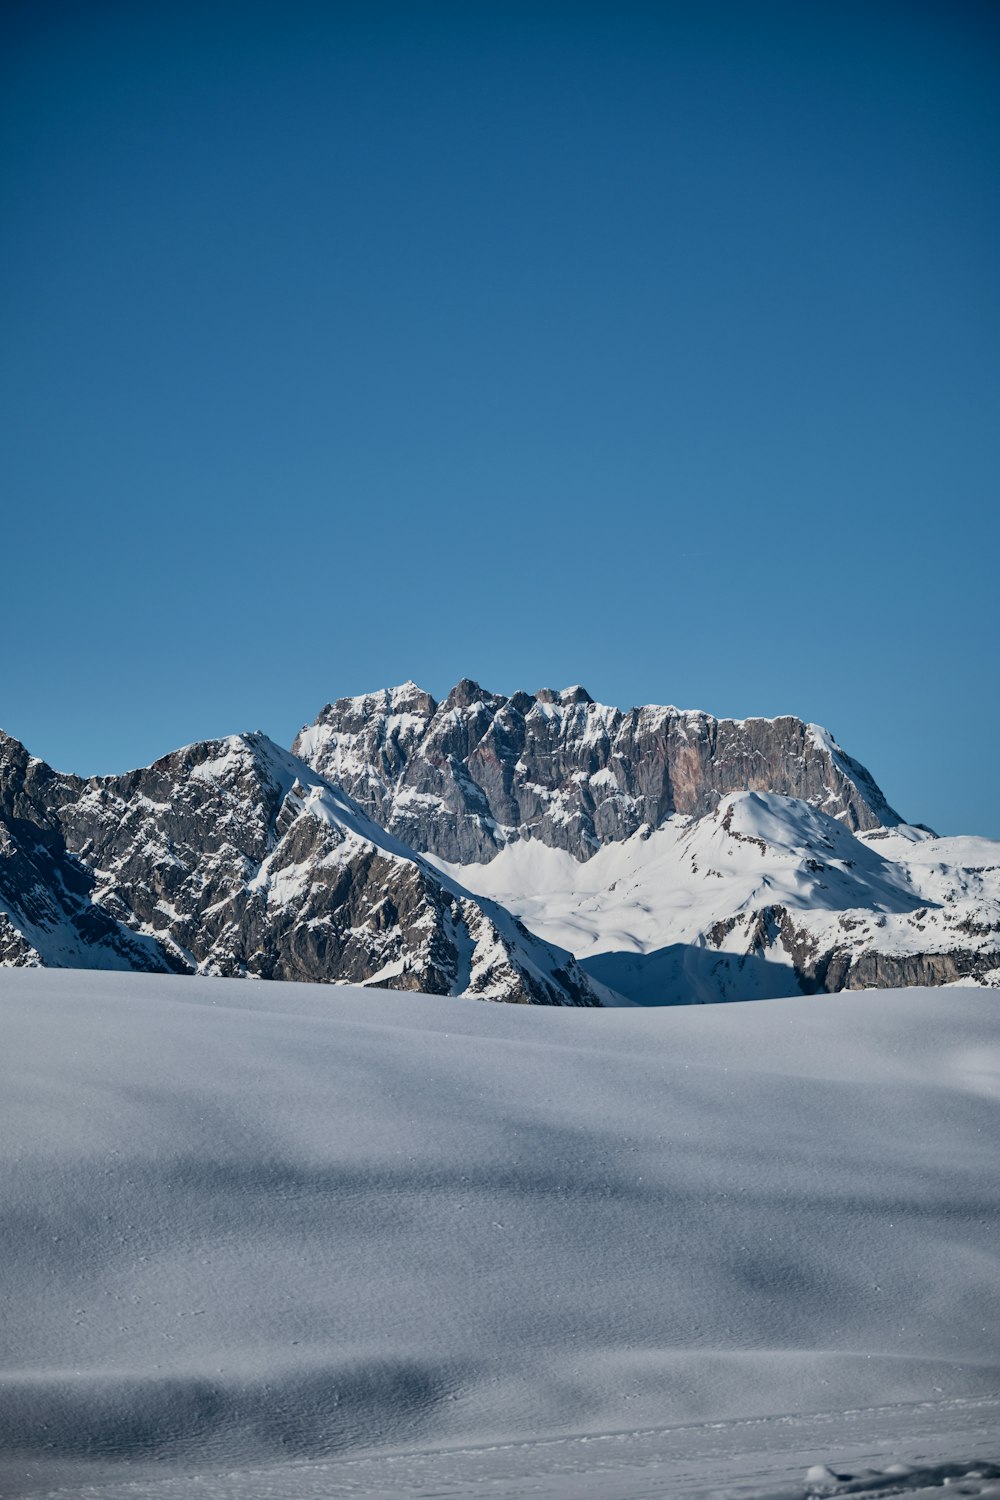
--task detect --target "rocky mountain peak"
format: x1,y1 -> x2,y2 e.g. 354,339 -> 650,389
0,729 -> 601,1005
443,678 -> 491,711
2,701 -> 997,1006
533,685 -> 595,706
0,730 -> 30,790
296,681 -> 902,864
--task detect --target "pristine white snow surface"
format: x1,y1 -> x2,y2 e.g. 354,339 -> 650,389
1,969 -> 998,1498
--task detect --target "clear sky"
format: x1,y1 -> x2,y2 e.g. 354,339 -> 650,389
3,1 -> 998,835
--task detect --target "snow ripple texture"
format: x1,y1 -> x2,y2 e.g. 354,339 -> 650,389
0,970 -> 997,1497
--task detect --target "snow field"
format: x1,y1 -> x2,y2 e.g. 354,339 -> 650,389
0,969 -> 997,1496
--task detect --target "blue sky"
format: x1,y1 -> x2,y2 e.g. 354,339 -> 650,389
3,1 -> 998,835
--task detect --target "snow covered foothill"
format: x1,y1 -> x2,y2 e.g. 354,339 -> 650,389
429,791 -> 1000,1003
1,968 -> 997,1497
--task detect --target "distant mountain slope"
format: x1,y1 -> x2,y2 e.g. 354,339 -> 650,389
294,682 -> 998,1002
0,730 -> 601,1006
2,682 -> 996,1004
431,790 -> 1000,1002
294,679 -> 901,864
0,733 -> 179,973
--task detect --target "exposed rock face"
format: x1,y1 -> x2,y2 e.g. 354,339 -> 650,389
0,732 -> 178,973
713,898 -> 1000,999
4,685 -> 996,1006
0,730 -> 600,1006
294,680 -> 901,864
288,679 -> 1000,1002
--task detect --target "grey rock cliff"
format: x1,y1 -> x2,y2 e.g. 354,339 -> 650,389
5,685 -> 995,1005
0,730 -> 600,1005
0,732 -> 178,973
293,684 -> 1000,1002
294,680 -> 901,864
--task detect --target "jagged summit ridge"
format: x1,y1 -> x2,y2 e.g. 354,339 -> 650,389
2,693 -> 998,1003
0,728 -> 601,1005
294,680 -> 901,865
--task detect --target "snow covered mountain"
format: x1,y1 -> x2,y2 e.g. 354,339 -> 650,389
0,733 -> 175,974
432,790 -> 1000,1002
2,680 -> 997,1004
0,729 -> 601,1006
295,682 -> 1000,1003
293,678 -> 902,862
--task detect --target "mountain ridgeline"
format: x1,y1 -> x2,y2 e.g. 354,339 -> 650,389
1,682 -> 997,1003
293,680 -> 901,863
0,728 -> 599,1005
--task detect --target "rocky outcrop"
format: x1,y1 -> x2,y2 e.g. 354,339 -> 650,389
0,732 -> 178,973
4,687 -> 995,1006
294,681 -> 901,864
719,899 -> 1000,996
0,730 -> 601,1006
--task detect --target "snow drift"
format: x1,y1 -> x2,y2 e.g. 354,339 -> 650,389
1,969 -> 998,1496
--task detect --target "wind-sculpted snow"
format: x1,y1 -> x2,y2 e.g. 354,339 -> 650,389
1,970 -> 997,1496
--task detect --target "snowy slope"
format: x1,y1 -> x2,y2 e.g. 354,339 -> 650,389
1,969 -> 997,1497
429,791 -> 1000,1003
